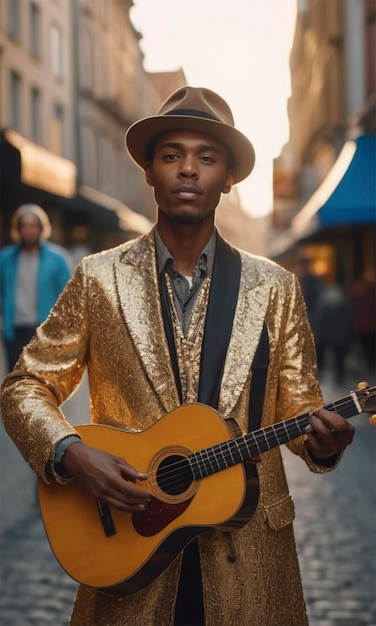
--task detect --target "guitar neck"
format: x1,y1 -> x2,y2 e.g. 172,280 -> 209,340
189,392 -> 363,481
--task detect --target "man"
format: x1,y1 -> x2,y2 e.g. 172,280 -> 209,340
1,87 -> 354,626
0,204 -> 72,370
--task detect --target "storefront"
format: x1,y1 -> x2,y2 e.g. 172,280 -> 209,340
1,130 -> 151,254
269,135 -> 376,286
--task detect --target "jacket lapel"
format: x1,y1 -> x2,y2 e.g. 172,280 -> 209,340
114,232 -> 180,413
198,236 -> 241,408
218,252 -> 271,418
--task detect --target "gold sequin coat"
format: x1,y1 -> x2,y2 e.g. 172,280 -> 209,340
1,230 -> 338,626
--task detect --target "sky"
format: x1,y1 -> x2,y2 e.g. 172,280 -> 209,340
130,0 -> 298,217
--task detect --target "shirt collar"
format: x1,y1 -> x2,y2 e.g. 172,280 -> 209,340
154,226 -> 216,278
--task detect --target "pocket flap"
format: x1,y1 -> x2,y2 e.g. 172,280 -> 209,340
263,494 -> 295,530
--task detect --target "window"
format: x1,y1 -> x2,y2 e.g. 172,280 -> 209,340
10,70 -> 21,131
31,87 -> 41,142
51,25 -> 64,78
8,0 -> 20,39
78,28 -> 94,92
50,102 -> 65,155
30,3 -> 40,57
80,123 -> 97,186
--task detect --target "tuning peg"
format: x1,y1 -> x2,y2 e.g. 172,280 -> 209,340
357,381 -> 369,390
369,415 -> 376,426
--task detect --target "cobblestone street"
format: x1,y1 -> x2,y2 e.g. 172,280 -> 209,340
283,399 -> 376,626
1,373 -> 375,625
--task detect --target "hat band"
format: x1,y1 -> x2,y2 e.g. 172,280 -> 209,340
164,108 -> 221,122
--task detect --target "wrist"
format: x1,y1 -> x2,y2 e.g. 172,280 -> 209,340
60,440 -> 84,475
306,442 -> 340,467
54,436 -> 82,477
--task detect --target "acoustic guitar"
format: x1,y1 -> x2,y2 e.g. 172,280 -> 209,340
38,384 -> 375,595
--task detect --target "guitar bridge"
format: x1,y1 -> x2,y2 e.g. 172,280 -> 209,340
96,500 -> 117,537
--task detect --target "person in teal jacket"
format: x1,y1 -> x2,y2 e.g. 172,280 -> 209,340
0,204 -> 72,371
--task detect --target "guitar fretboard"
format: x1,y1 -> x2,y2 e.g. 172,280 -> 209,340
189,394 -> 359,480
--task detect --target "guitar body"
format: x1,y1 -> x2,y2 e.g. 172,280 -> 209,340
38,404 -> 259,595
38,385 -> 375,595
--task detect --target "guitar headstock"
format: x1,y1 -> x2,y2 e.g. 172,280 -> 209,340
355,382 -> 376,424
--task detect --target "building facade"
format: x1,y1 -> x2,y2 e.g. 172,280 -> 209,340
0,0 -> 78,244
1,0 -> 263,257
271,0 -> 375,288
0,0 -> 157,254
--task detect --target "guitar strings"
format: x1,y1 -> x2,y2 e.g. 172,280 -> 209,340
140,390 -> 375,494
142,391 -> 375,492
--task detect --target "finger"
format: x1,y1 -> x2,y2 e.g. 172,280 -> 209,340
112,456 -> 148,482
309,414 -> 334,438
313,410 -> 355,443
313,409 -> 342,431
111,471 -> 152,500
103,494 -> 150,512
305,414 -> 354,459
81,466 -> 151,504
93,481 -> 151,509
120,481 -> 151,501
118,463 -> 148,483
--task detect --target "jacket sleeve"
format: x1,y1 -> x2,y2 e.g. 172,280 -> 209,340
274,273 -> 342,473
0,260 -> 89,483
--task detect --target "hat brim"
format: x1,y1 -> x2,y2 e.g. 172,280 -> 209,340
125,115 -> 255,184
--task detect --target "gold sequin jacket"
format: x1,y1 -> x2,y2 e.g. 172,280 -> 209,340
1,230 -> 339,626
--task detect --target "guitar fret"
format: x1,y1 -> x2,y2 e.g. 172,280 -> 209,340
201,449 -> 216,474
234,435 -> 254,458
281,421 -> 289,439
259,429 -> 270,450
195,450 -> 212,478
248,415 -> 310,456
264,426 -> 280,448
188,454 -> 201,480
221,442 -> 238,470
254,428 -> 273,451
217,442 -> 232,470
226,441 -> 238,465
194,404 -> 348,480
187,387 -> 374,480
194,442 -> 232,479
232,439 -> 246,464
251,435 -> 262,455
210,445 -> 227,472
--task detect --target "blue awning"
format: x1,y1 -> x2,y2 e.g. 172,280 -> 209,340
291,135 -> 376,239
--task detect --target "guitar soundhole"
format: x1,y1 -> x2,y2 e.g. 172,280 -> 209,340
156,455 -> 193,496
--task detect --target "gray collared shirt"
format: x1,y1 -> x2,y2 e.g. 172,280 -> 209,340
154,226 -> 216,336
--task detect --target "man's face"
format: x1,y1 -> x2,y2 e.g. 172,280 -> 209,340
18,214 -> 43,248
145,130 -> 234,225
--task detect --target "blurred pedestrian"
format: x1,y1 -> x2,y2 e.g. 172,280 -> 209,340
0,204 -> 72,371
294,254 -> 322,342
315,281 -> 352,384
349,273 -> 376,374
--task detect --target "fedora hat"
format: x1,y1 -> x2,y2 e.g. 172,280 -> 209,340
125,86 -> 255,183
